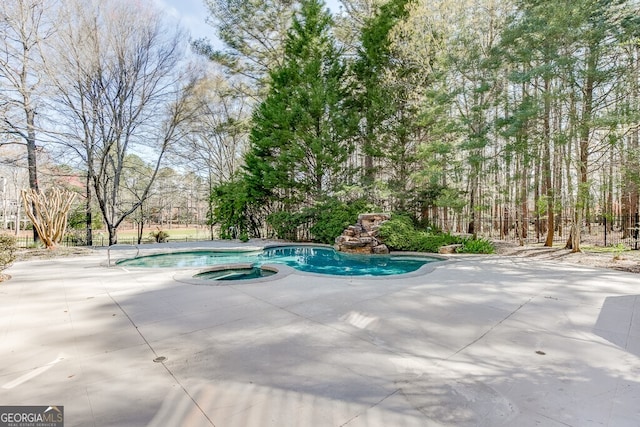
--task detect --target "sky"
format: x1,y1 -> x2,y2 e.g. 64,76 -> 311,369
155,0 -> 215,43
156,0 -> 343,44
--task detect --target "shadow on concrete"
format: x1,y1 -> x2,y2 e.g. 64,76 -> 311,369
594,294 -> 640,358
4,254 -> 640,426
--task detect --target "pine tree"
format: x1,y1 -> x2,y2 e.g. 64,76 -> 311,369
353,0 -> 426,211
244,0 -> 353,214
499,0 -> 578,246
353,0 -> 411,184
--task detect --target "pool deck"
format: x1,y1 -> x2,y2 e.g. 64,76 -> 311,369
1,240 -> 639,426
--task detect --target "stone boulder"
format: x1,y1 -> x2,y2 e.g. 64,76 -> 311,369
438,244 -> 463,254
335,213 -> 390,255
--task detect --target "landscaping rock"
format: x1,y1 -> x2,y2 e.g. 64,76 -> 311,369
372,244 -> 390,255
439,244 -> 463,254
335,213 -> 391,254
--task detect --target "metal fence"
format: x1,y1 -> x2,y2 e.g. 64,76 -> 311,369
8,213 -> 640,250
470,214 -> 640,250
11,235 -> 211,248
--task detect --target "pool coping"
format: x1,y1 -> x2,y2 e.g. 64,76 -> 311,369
111,242 -> 448,284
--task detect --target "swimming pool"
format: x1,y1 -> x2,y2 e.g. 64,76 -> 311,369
117,245 -> 438,276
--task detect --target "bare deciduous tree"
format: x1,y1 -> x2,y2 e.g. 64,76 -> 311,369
48,0 -> 198,245
0,0 -> 55,241
174,73 -> 250,181
170,71 -> 251,238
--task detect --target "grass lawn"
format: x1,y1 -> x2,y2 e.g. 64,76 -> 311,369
12,226 -> 215,248
120,227 -> 210,239
86,226 -> 213,245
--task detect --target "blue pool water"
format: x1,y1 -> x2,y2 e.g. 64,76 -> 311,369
117,246 -> 437,276
194,267 -> 277,281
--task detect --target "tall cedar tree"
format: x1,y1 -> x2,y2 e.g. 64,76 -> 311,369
353,0 -> 412,187
352,0 -> 424,211
244,0 -> 352,212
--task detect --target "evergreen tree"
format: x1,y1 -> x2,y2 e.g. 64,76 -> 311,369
244,0 -> 353,217
198,0 -> 297,90
353,0 -> 425,211
500,0 -> 630,250
353,0 -> 411,184
499,0 -> 578,246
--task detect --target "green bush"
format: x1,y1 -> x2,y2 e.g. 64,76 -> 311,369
376,215 -> 416,250
378,215 -> 464,252
457,237 -> 495,254
0,234 -> 17,273
411,232 -> 462,253
266,211 -> 309,240
68,205 -> 104,230
308,198 -> 372,244
210,178 -> 252,239
266,198 -> 374,243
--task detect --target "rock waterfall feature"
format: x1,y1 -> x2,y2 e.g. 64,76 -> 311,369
334,213 -> 390,254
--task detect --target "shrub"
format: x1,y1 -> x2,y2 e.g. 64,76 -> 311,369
411,232 -> 462,253
378,215 -> 464,253
376,215 -> 416,250
150,229 -> 169,243
307,198 -> 372,244
611,242 -> 626,261
266,198 -> 374,243
0,234 -> 17,273
266,211 -> 309,240
210,178 -> 252,239
457,237 -> 495,254
64,229 -> 87,246
68,205 -> 104,230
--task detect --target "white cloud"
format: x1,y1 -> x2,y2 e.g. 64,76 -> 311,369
155,0 -> 213,41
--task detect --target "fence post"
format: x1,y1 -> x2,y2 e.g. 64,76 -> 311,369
604,216 -> 607,247
633,212 -> 640,251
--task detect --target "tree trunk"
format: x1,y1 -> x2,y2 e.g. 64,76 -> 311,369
606,146 -> 613,231
108,224 -> 118,246
534,144 -> 542,240
25,103 -> 40,244
621,50 -> 639,238
85,173 -> 93,246
468,186 -> 476,235
137,221 -> 143,245
567,49 -> 596,253
543,78 -> 554,247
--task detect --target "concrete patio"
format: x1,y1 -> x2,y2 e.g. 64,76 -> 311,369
1,242 -> 639,426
